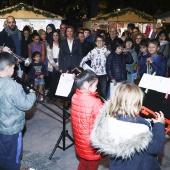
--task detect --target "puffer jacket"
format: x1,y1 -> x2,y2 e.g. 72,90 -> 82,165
91,102 -> 165,170
106,51 -> 133,82
0,77 -> 36,135
71,89 -> 103,160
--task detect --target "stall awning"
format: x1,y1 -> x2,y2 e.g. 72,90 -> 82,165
92,8 -> 156,23
0,3 -> 63,19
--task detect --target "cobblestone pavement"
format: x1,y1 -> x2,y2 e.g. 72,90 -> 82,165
21,150 -> 60,170
20,100 -> 170,170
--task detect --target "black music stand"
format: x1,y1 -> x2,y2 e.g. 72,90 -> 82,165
47,71 -> 75,160
48,97 -> 74,160
14,75 -> 74,160
143,89 -> 170,119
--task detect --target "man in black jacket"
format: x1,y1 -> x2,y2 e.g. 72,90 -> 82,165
0,16 -> 21,55
0,16 -> 23,77
105,27 -> 121,52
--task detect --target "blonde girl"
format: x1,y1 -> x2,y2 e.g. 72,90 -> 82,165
91,82 -> 165,170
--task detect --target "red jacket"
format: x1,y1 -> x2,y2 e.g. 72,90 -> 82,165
71,89 -> 103,160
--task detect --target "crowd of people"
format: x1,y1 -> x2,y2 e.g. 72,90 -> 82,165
0,16 -> 170,101
0,15 -> 169,170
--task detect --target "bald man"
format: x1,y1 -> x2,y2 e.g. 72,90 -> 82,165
0,16 -> 21,55
105,27 -> 121,52
0,16 -> 23,77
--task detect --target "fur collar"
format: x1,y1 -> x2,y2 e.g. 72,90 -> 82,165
90,102 -> 153,159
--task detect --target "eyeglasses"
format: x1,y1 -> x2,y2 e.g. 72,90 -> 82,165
96,40 -> 103,42
126,41 -> 133,44
133,31 -> 138,33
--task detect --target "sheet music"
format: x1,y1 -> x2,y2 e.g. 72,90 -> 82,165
55,73 -> 74,97
82,63 -> 95,72
138,74 -> 170,94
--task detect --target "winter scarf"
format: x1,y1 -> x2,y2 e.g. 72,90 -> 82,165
5,25 -> 21,41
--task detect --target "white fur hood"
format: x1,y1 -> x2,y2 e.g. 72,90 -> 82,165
90,102 -> 153,159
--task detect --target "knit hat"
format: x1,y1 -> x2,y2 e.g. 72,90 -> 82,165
38,29 -> 45,36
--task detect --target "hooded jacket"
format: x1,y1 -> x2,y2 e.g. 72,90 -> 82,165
90,102 -> 165,170
46,24 -> 56,44
71,89 -> 103,160
0,77 -> 36,135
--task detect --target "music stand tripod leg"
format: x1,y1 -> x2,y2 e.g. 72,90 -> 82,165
49,131 -> 64,160
66,131 -> 74,143
48,101 -> 74,160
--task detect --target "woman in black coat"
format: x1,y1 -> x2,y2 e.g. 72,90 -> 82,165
59,26 -> 83,73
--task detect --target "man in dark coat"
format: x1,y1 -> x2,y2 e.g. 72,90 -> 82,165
0,16 -> 21,55
0,16 -> 23,77
105,27 -> 121,52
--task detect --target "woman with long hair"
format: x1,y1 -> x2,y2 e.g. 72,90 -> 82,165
59,26 -> 83,73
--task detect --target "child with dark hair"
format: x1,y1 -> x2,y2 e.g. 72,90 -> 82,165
0,52 -> 36,170
27,51 -> 46,105
106,39 -> 133,98
124,38 -> 137,83
147,39 -> 167,77
71,69 -> 103,170
28,32 -> 46,63
84,28 -> 93,45
136,39 -> 150,77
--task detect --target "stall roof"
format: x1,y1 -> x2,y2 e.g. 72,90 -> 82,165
156,11 -> 170,23
0,3 -> 63,19
92,8 -> 156,23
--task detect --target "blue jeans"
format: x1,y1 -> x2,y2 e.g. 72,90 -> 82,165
0,132 -> 22,170
34,78 -> 45,85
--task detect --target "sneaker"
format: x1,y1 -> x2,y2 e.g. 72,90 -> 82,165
45,89 -> 49,96
40,99 -> 45,105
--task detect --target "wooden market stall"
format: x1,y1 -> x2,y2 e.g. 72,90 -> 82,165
156,11 -> 170,24
0,3 -> 64,31
83,8 -> 156,35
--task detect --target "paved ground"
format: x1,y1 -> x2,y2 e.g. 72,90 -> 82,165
20,99 -> 170,170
